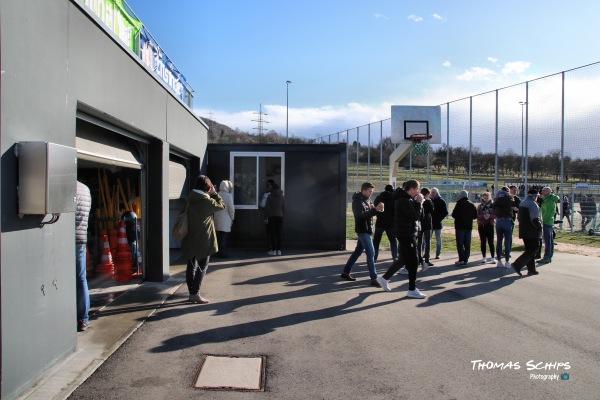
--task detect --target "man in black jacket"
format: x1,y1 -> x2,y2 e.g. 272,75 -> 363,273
511,189 -> 543,276
451,190 -> 478,266
430,187 -> 448,259
418,187 -> 435,269
376,179 -> 427,299
373,185 -> 397,262
341,182 -> 384,286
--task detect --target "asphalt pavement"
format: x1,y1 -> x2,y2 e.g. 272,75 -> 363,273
29,244 -> 600,399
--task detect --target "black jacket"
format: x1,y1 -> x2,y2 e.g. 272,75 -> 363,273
518,196 -> 543,239
393,188 -> 422,239
373,190 -> 395,229
493,191 -> 520,220
431,195 -> 448,229
420,198 -> 434,230
351,192 -> 378,234
451,197 -> 477,230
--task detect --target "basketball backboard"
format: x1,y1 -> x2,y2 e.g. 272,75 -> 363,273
391,105 -> 441,145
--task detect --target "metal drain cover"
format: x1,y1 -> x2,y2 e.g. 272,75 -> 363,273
193,355 -> 266,391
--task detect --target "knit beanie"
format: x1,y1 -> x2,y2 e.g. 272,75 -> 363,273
458,190 -> 468,200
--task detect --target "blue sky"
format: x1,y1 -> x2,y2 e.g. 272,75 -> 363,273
125,0 -> 600,139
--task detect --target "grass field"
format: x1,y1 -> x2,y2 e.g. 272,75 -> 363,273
345,215 -> 600,253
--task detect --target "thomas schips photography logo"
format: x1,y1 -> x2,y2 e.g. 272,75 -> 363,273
470,360 -> 571,381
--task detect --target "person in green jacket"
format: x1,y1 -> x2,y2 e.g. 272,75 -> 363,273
538,187 -> 560,264
181,175 -> 225,303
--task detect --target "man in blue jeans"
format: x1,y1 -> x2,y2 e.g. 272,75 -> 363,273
75,181 -> 92,332
341,182 -> 384,287
493,186 -> 520,269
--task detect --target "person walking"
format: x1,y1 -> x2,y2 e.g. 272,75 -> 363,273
538,187 -> 560,264
376,179 -> 427,299
579,194 -> 597,233
510,189 -> 543,276
476,191 -> 496,264
418,187 -> 435,270
430,187 -> 448,259
451,190 -> 477,266
372,185 -> 398,262
265,183 -> 285,255
492,186 -> 518,269
75,181 -> 92,332
214,180 -> 235,258
341,182 -> 384,287
181,175 -> 225,304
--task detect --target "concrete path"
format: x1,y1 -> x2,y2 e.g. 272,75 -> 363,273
26,245 -> 600,399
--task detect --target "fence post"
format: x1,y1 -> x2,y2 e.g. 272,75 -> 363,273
524,82 -> 529,190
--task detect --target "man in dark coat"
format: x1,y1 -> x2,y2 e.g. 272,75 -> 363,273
511,189 -> 543,276
341,182 -> 384,287
430,187 -> 448,259
372,185 -> 397,262
376,179 -> 427,299
451,190 -> 477,265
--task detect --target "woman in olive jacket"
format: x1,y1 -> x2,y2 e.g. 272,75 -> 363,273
181,175 -> 225,303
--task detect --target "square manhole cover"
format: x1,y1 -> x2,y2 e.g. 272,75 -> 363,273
193,355 -> 266,391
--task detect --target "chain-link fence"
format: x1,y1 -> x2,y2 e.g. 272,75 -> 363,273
317,62 -> 600,235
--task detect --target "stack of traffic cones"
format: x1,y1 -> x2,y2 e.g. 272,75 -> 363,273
96,234 -> 115,278
113,220 -> 133,282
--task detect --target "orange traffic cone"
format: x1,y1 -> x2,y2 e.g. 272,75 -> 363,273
96,234 -> 115,278
114,220 -> 133,282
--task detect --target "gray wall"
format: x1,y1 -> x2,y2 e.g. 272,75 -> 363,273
0,0 -> 207,398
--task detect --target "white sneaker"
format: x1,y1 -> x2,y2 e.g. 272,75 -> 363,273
267,250 -> 276,256
488,257 -> 497,264
399,267 -> 409,275
407,289 -> 427,299
377,276 -> 391,292
276,250 -> 282,255
481,257 -> 487,264
505,261 -> 512,269
497,259 -> 504,268
421,261 -> 430,272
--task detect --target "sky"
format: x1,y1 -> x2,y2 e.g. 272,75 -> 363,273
124,0 -> 600,140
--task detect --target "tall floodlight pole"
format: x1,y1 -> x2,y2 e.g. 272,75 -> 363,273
286,80 -> 292,144
519,101 -> 527,182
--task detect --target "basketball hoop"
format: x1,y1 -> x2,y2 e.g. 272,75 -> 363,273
409,133 -> 433,143
410,133 -> 432,156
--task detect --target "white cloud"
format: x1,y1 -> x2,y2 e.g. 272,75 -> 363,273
487,56 -> 498,63
408,15 -> 423,22
374,13 -> 389,19
443,60 -> 452,68
456,67 -> 496,81
502,61 -> 531,75
432,13 -> 446,22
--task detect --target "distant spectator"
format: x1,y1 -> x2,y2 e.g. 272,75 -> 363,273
451,190 -> 478,266
538,187 -> 560,264
214,180 -> 235,258
430,187 -> 449,259
476,191 -> 496,265
580,194 -> 597,232
418,187 -> 435,269
265,184 -> 285,256
561,194 -> 572,229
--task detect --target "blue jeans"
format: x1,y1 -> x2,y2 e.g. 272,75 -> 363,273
455,230 -> 472,262
76,243 -> 90,324
373,226 -> 398,262
543,224 -> 554,260
496,219 -> 513,261
344,233 -> 377,280
433,228 -> 443,257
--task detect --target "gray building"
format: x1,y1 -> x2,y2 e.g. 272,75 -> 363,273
1,0 -> 206,398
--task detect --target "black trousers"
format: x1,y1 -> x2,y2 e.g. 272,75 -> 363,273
383,236 -> 418,291
186,256 -> 209,295
512,238 -> 539,273
478,224 -> 495,258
